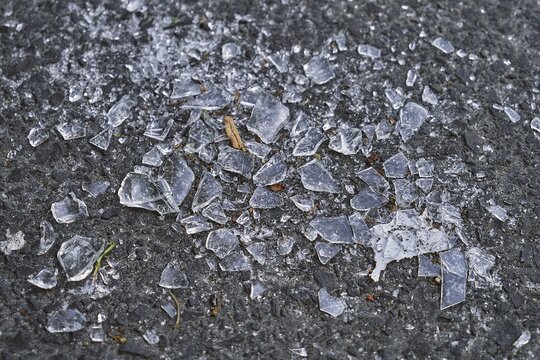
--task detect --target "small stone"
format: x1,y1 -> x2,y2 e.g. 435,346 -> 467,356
46,309 -> 86,333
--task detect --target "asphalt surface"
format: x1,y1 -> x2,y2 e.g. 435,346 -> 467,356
1,0 -> 539,359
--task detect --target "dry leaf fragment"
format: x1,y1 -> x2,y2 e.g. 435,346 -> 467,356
268,183 -> 285,192
224,115 -> 246,150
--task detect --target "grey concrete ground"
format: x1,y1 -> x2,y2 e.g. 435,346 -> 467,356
0,0 -> 539,359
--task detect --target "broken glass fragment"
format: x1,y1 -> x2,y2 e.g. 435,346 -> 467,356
486,203 -> 508,222
68,82 -> 85,102
170,78 -> 201,99
143,329 -> 159,345
222,42 -> 241,62
422,86 -> 438,105
318,288 -> 345,317
290,195 -> 314,212
315,242 -> 341,264
328,127 -> 362,155
357,167 -> 390,194
298,160 -> 340,193
245,141 -> 271,160
206,229 -> 239,259
250,281 -> 267,299
182,89 -> 230,111
28,268 -> 58,289
89,126 -> 113,151
415,178 -> 434,193
406,69 -> 417,87
82,180 -> 110,198
118,172 -> 179,215
383,152 -> 409,178
504,106 -> 521,123
357,44 -> 381,58
431,37 -> 455,54
349,213 -> 371,245
303,56 -> 335,85
217,147 -> 254,178
249,186 -> 284,209
56,122 -> 86,140
531,117 -> 540,132
166,155 -> 195,206
161,302 -> 177,318
375,119 -> 394,140
440,248 -> 467,309
144,118 -> 174,141
350,187 -> 388,211
277,236 -> 295,255
89,325 -> 105,342
57,235 -> 105,282
142,146 -> 164,167
399,102 -> 428,141
107,95 -> 136,127
393,179 -> 417,207
416,158 -> 434,177
51,193 -> 89,224
293,128 -> 325,156
201,202 -> 229,224
290,348 -> 308,357
46,309 -> 86,333
334,32 -> 348,51
467,247 -> 497,288
159,261 -> 188,289
253,154 -> 287,185
28,127 -> 49,147
268,52 -> 288,73
38,221 -> 56,255
417,254 -> 440,277
247,242 -> 266,265
310,216 -> 354,244
0,229 -> 25,255
385,88 -> 403,109
513,330 -> 531,349
247,95 -> 290,144
180,215 -> 213,234
290,111 -> 310,138
219,251 -> 251,272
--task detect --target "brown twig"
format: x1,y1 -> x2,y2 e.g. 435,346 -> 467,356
168,290 -> 181,329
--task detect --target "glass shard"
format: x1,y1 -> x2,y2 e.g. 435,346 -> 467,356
192,172 -> 223,212
504,106 -> 521,123
51,193 -> 89,224
245,141 -> 272,160
531,117 -> 540,132
416,158 -> 434,177
277,236 -> 296,255
467,247 -> 498,288
217,147 -> 254,178
247,95 -> 290,144
253,154 -> 287,186
298,160 -> 340,193
142,146 -> 163,167
422,86 -> 438,105
170,78 -> 201,99
486,203 -> 509,222
57,235 -> 105,282
89,325 -> 105,342
250,281 -> 267,299
383,152 -> 409,178
406,69 -> 417,87
349,213 -> 371,245
206,229 -> 239,259
28,268 -> 58,289
393,179 -> 417,207
440,248 -> 467,309
417,254 -> 440,277
431,37 -> 455,54
38,221 -> 56,255
293,128 -> 325,156
82,180 -> 110,198
182,89 -> 230,111
399,102 -> 428,142
166,155 -> 195,206
357,167 -> 390,194
46,309 -> 86,333
219,251 -> 251,272
328,127 -> 362,155
385,88 -> 403,109
309,215 -> 354,244
159,261 -> 188,289
201,202 -> 229,224
315,242 -> 341,264
290,195 -> 314,212
249,186 -> 284,209
107,95 -> 136,127
222,42 -> 241,62
180,215 -> 213,234
303,56 -> 335,85
28,127 -> 49,147
318,288 -> 345,317
89,126 -> 113,151
350,187 -> 387,211
56,122 -> 86,140
144,118 -> 174,141
247,242 -> 266,265
357,44 -> 381,58
118,172 -> 179,215
143,329 -> 160,345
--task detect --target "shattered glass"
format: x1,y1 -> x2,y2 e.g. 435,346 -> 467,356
315,242 -> 341,264
170,77 -> 201,99
89,126 -> 113,151
298,160 -> 340,193
440,248 -> 467,309
399,102 -> 428,141
0,229 -> 25,255
250,281 -> 267,299
118,172 -> 179,216
27,127 -> 49,147
46,309 -> 86,333
37,221 -> 56,255
310,216 -> 354,244
293,128 -> 326,157
253,154 -> 287,186
249,186 -> 284,209
219,252 -> 251,272
303,56 -> 335,85
56,122 -> 87,140
144,117 -> 174,141
431,37 -> 455,54
350,187 -> 388,211
159,261 -> 188,289
51,193 -> 89,224
82,180 -> 110,198
217,147 -> 254,179
107,95 -> 136,127
318,288 -> 345,317
57,235 -> 105,282
357,44 -> 381,58
328,127 -> 362,155
383,152 -> 409,178
206,229 -> 239,259
28,268 -> 58,289
247,95 -> 290,144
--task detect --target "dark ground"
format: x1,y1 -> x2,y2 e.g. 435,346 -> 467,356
1,0 -> 539,359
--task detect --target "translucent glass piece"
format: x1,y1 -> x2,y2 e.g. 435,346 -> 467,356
383,152 -> 409,178
182,89 -> 230,111
56,122 -> 86,140
0,229 -> 25,255
504,106 -> 521,123
161,302 -> 177,318
531,117 -> 540,132
415,178 -> 434,193
89,126 -> 113,151
250,281 -> 267,299
406,69 -> 417,87
513,330 -> 531,349
290,111 -> 310,138
253,154 -> 287,186
201,202 -> 229,224
28,127 -> 49,147
144,118 -> 174,141
393,179 -> 417,207
217,147 -> 254,178
166,155 -> 195,206
219,251 -> 251,271
28,268 -> 58,289
247,95 -> 290,144
303,56 -> 335,85
142,146 -> 163,167
357,167 -> 390,194
143,329 -> 160,345
486,203 -> 508,222
57,235 -> 105,282
399,102 -> 428,142
440,248 -> 467,309
318,288 -> 345,317
309,216 -> 354,244
290,195 -> 314,212
375,119 -> 394,140
68,82 -> 85,102
293,128 -> 325,156
180,215 -> 213,234
350,187 -> 387,211
422,86 -> 438,105
107,95 -> 136,127
277,236 -> 295,255
206,229 -> 239,259
170,78 -> 201,99
159,261 -> 188,289
249,186 -> 284,209
247,242 -> 266,265
38,221 -> 56,255
222,42 -> 241,61
328,127 -> 362,155
357,44 -> 381,58
431,37 -> 455,54
315,242 -> 341,264
298,160 -> 339,193
349,213 -> 371,245
89,325 -> 105,342
416,158 -> 434,177
51,193 -> 89,224
245,141 -> 272,160
417,254 -> 440,277
268,52 -> 289,73
385,88 -> 403,109
467,247 -> 497,288
118,172 -> 179,215
46,309 -> 86,333
82,180 -> 110,198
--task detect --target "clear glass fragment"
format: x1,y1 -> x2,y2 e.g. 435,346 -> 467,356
144,118 -> 174,141
250,281 -> 267,299
504,106 -> 521,123
349,213 -> 371,245
440,248 -> 467,309
318,288 -> 345,317
467,247 -> 498,288
28,267 -> 58,289
253,154 -> 287,186
422,86 -> 438,105
56,122 -> 86,140
415,178 -> 434,193
290,195 -> 314,212
206,229 -> 239,259
57,235 -> 105,282
249,186 -> 284,209
180,215 -> 213,234
170,78 -> 201,99
247,95 -> 290,144
385,88 -> 403,109
82,180 -> 110,198
315,242 -> 341,264
357,44 -> 381,58
431,37 -> 454,54
417,254 -> 440,277
143,329 -> 160,345
28,127 -> 49,147
310,216 -> 354,244
293,128 -> 325,156
406,69 -> 417,87
51,193 -> 89,224
0,229 -> 25,255
217,147 -> 254,178
245,141 -> 271,160
399,102 -> 428,142
350,187 -> 388,211
393,179 -> 417,207
89,126 -> 113,150
46,309 -> 86,333
303,56 -> 335,85
277,236 -> 296,255
247,242 -> 266,265
268,52 -> 289,73
486,203 -> 508,222
118,172 -> 179,215
38,221 -> 56,255
201,202 -> 229,224
328,127 -> 362,155
107,95 -> 136,127
142,146 -> 164,167
219,251 -> 251,272
357,167 -> 390,194
182,89 -> 230,111
531,117 -> 540,132
298,160 -> 340,193
159,261 -> 188,289
89,325 -> 105,342
383,152 -> 409,178
222,43 -> 241,62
